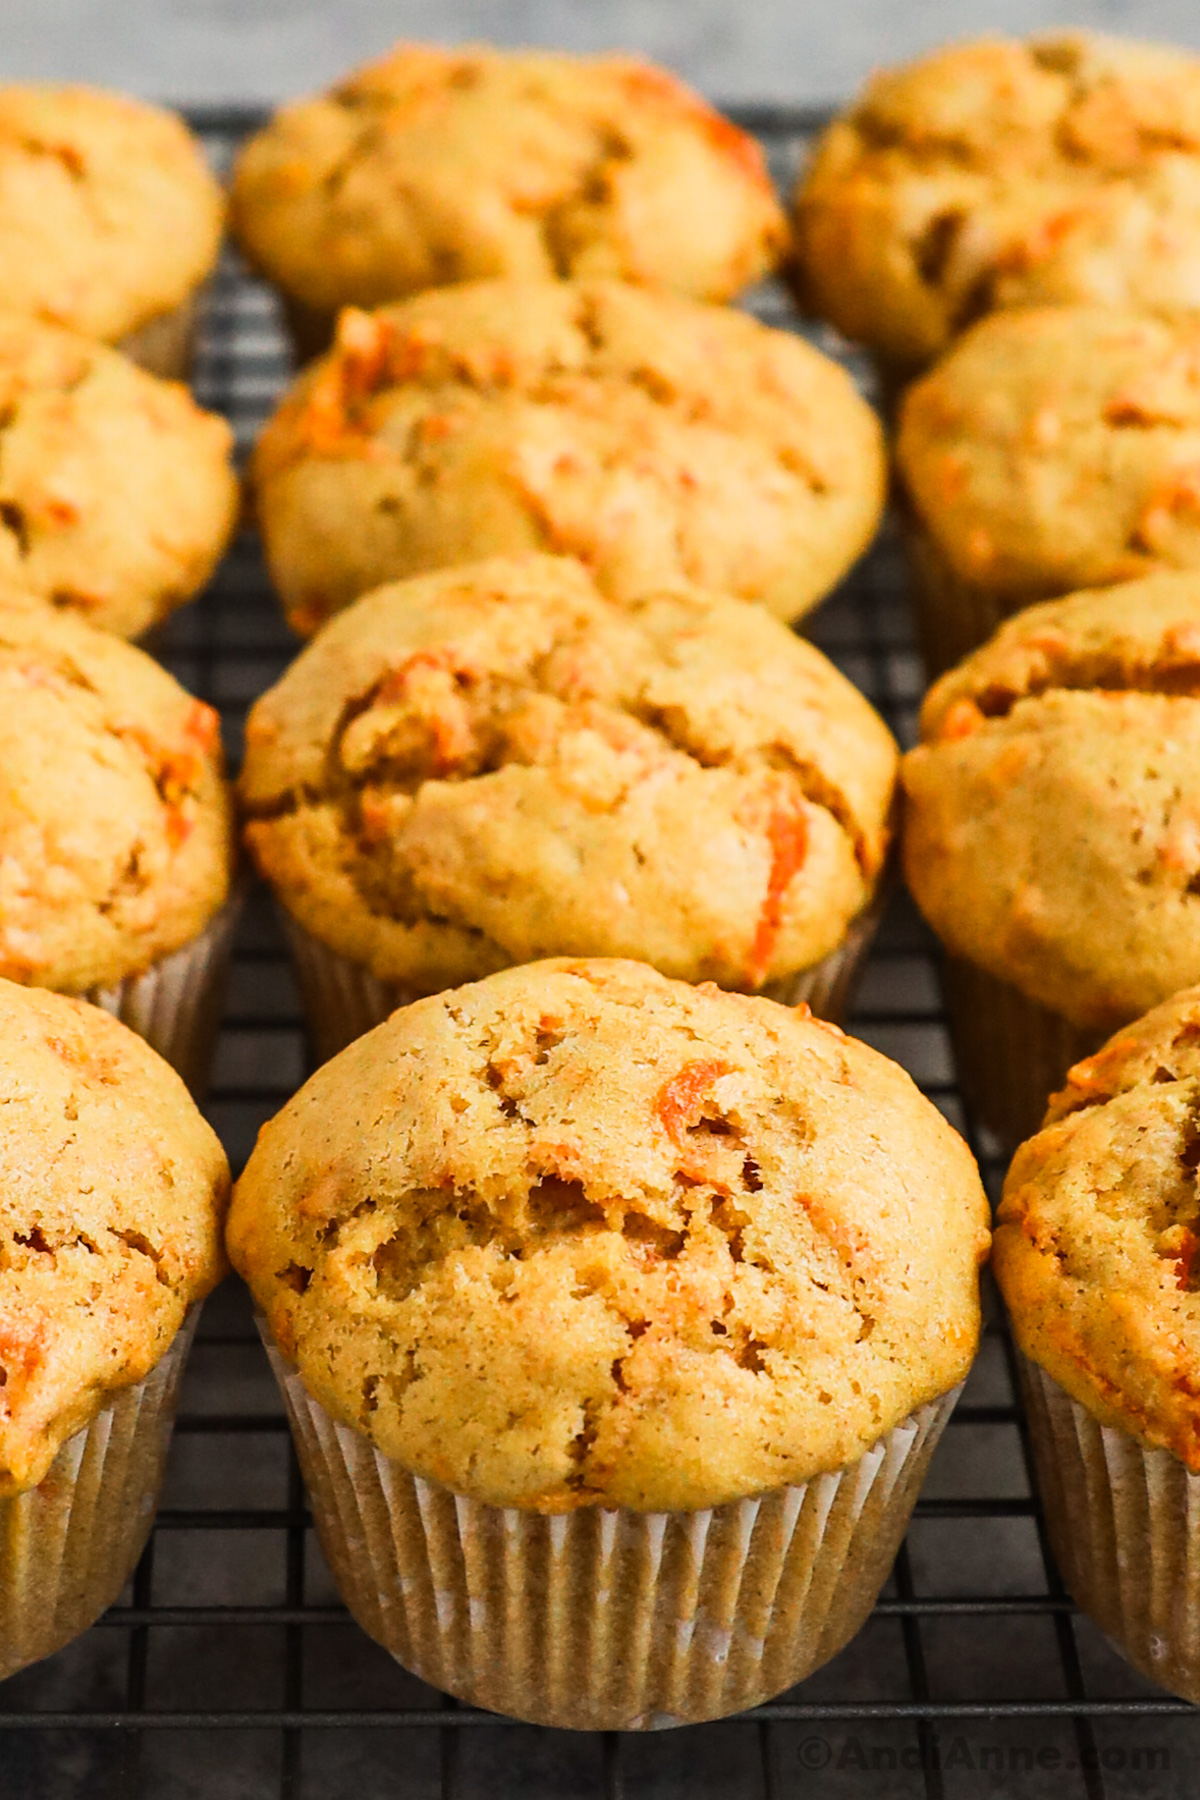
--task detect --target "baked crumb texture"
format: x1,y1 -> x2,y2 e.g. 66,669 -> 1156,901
232,44 -> 784,312
0,315 -> 238,637
0,980 -> 229,1495
0,592 -> 233,993
251,279 -> 886,634
240,554 -> 897,995
904,570 -> 1200,1029
997,983 -> 1200,1468
0,84 -> 223,343
795,31 -> 1200,367
229,958 -> 989,1514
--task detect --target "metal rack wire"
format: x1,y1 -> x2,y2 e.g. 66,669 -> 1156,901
1,105 -> 1197,1800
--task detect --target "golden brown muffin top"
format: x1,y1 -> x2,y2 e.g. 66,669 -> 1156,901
0,979 -> 229,1495
240,554 -> 898,996
795,32 -> 1200,368
897,306 -> 1200,605
0,313 -> 238,638
997,985 -> 1200,1469
0,85 -> 223,344
903,571 -> 1200,1030
0,591 -> 233,994
231,44 -> 784,313
229,958 -> 989,1512
250,279 -> 886,635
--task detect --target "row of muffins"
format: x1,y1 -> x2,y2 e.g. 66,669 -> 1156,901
0,51 -> 956,1730
7,27 -> 1200,1734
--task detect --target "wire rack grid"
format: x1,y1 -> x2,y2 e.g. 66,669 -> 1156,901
1,104 -> 1198,1800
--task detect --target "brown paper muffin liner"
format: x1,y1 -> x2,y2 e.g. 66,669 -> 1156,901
86,888 -> 243,1097
902,518 -> 1056,678
1019,1354 -> 1200,1704
282,881 -> 889,1066
280,294 -> 338,366
118,291 -> 200,381
941,955 -> 1101,1148
262,1330 -> 959,1729
0,1310 -> 198,1681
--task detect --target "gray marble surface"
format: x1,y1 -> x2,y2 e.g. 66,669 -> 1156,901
7,0 -> 1200,106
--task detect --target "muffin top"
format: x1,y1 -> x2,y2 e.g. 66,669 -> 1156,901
0,314 -> 237,638
0,591 -> 233,994
903,570 -> 1200,1030
250,279 -> 886,636
240,555 -> 897,996
231,44 -> 784,315
0,979 -> 229,1495
0,85 -> 223,345
996,985 -> 1200,1468
795,32 -> 1200,368
895,298 -> 1200,601
229,958 -> 989,1512
897,307 -> 1200,605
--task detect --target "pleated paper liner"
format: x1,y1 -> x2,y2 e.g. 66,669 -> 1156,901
281,878 -> 891,1068
901,517 -> 1057,680
118,291 -> 199,381
941,955 -> 1101,1150
1019,1354 -> 1200,1704
263,1329 -> 960,1730
86,887 -> 243,1098
0,1310 -> 198,1681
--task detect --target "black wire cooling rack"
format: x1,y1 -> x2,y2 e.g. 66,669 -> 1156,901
2,104 -> 1198,1800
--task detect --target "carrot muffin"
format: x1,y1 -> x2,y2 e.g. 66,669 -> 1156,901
0,85 -> 224,375
239,554 -> 898,1059
231,44 -> 785,357
0,978 -> 228,1677
0,314 -> 237,639
996,986 -> 1200,1703
250,279 -> 887,637
229,956 -> 990,1727
903,569 -> 1200,1139
794,32 -> 1200,382
897,306 -> 1200,671
0,592 -> 237,1088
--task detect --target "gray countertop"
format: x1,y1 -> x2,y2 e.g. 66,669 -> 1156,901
9,0 -> 1200,106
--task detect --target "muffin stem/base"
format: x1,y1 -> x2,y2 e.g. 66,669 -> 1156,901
87,888 -> 244,1098
1019,1354 -> 1200,1705
118,291 -> 200,381
903,517 -> 1055,679
281,882 -> 889,1067
0,1311 -> 198,1681
941,955 -> 1100,1147
263,1330 -> 958,1730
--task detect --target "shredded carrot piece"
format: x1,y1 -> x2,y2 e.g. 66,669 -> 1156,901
937,698 -> 986,742
654,1059 -> 730,1146
744,801 -> 808,988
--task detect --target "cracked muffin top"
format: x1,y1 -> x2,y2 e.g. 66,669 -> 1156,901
239,554 -> 897,997
0,591 -> 234,994
903,570 -> 1200,1030
996,985 -> 1200,1467
250,280 -> 887,636
230,44 -> 784,321
0,85 -> 223,346
0,314 -> 237,638
0,978 -> 229,1495
897,307 -> 1200,606
229,958 -> 989,1511
794,32 -> 1200,370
